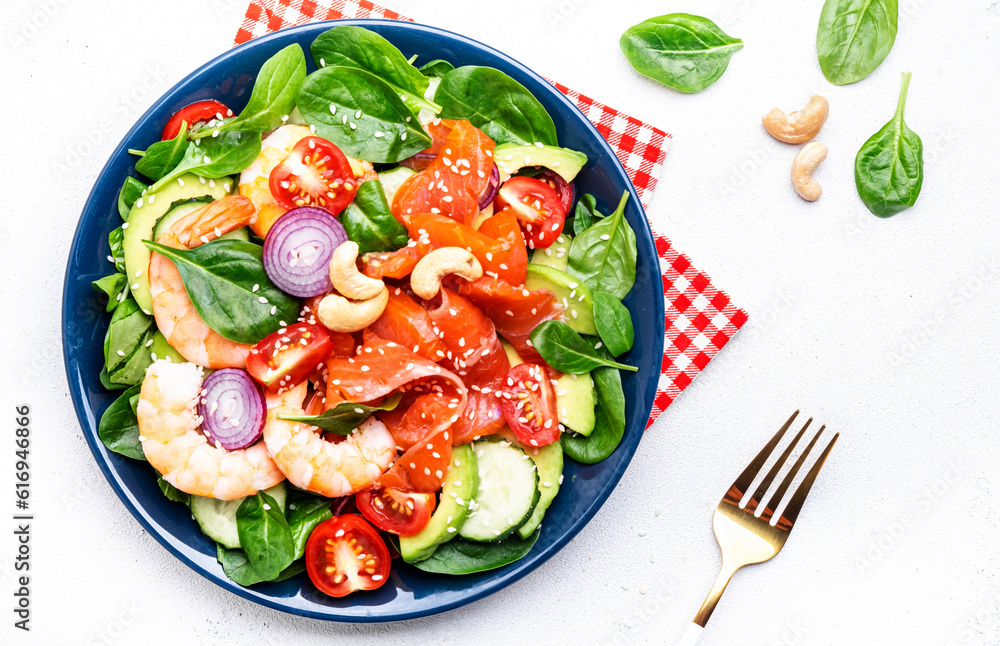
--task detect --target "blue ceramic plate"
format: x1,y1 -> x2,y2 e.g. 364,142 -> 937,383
62,20 -> 665,622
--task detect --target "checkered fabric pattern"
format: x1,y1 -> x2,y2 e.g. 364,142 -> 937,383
233,0 -> 748,427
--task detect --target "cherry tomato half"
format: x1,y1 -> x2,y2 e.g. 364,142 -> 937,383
356,488 -> 436,536
269,136 -> 358,216
246,322 -> 334,392
493,176 -> 568,249
305,515 -> 390,597
161,100 -> 231,140
501,363 -> 560,447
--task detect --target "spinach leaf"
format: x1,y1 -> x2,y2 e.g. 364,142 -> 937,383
157,476 -> 190,505
619,14 -> 743,94
817,0 -> 898,86
310,26 -> 440,113
274,560 -> 306,582
97,385 -> 145,460
340,180 -> 408,254
286,491 -> 333,560
118,176 -> 147,221
571,193 -> 602,237
297,66 -> 431,163
855,72 -> 923,217
104,298 -> 153,373
562,342 -> 626,464
435,66 -> 557,146
567,191 -> 636,300
418,59 -> 454,78
592,291 -> 634,357
216,544 -> 270,586
143,240 -> 299,344
99,367 -> 129,391
135,121 -> 190,181
236,491 -> 295,581
92,273 -> 129,312
109,226 -> 126,273
280,393 -> 402,435
530,321 -> 637,374
199,44 -> 306,138
149,129 -> 262,192
411,530 -> 539,575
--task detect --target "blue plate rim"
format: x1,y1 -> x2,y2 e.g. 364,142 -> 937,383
61,18 -> 665,623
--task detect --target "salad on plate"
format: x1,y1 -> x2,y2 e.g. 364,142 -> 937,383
94,25 -> 640,597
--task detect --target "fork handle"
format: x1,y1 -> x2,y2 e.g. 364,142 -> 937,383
676,622 -> 704,646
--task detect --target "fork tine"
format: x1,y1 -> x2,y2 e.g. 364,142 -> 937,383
758,426 -> 824,524
722,410 -> 799,506
773,432 -> 839,532
744,419 -> 810,514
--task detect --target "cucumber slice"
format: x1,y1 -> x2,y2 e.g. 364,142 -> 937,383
152,201 -> 250,243
189,482 -> 286,549
459,441 -> 539,542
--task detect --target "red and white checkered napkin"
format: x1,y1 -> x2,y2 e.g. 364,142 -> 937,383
234,0 -> 748,427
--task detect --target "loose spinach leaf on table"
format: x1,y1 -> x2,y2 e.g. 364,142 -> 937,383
418,59 -> 454,78
236,491 -> 296,581
149,129 -> 261,192
143,239 -> 299,344
310,26 -> 440,113
97,385 -> 145,460
135,121 -> 190,181
571,193 -> 602,237
411,530 -> 540,575
619,14 -> 743,94
855,72 -> 923,218
118,176 -> 148,221
817,0 -> 898,86
339,180 -> 409,254
194,44 -> 306,138
297,66 -> 431,163
157,476 -> 190,505
435,66 -> 558,146
567,191 -> 636,300
280,393 -> 402,435
286,490 -> 334,560
562,342 -> 627,464
530,321 -> 637,374
592,291 -> 635,357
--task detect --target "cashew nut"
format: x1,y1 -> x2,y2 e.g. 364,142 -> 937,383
329,241 -> 384,300
791,141 -> 828,202
316,286 -> 389,333
410,247 -> 483,300
762,95 -> 829,144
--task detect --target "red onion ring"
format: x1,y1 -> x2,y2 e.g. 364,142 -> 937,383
263,207 -> 348,297
478,163 -> 500,209
197,368 -> 267,451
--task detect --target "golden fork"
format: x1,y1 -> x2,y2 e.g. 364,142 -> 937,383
678,411 -> 839,645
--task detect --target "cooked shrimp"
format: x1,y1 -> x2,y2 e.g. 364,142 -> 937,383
149,195 -> 256,369
262,383 -> 396,497
239,124 -> 379,237
137,360 -> 285,500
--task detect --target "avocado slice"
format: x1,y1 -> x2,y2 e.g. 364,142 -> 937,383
502,341 -> 596,437
530,233 -> 572,272
149,330 -> 186,364
493,143 -> 588,182
399,444 -> 479,563
524,264 -> 598,336
493,429 -> 564,539
123,173 -> 232,313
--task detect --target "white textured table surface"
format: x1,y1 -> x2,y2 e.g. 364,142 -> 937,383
3,0 -> 999,644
